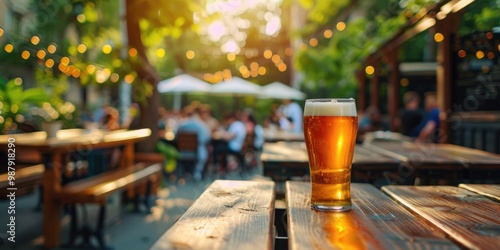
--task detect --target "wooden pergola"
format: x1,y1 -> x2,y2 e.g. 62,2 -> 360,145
356,0 -> 475,143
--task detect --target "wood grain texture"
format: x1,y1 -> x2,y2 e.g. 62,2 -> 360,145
382,185 -> 500,249
364,141 -> 465,168
150,180 -> 275,250
459,184 -> 500,202
286,181 -> 457,250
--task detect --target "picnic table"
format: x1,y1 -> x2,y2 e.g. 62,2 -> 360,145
0,128 -> 154,248
261,141 -> 401,195
263,129 -> 304,142
363,140 -> 500,184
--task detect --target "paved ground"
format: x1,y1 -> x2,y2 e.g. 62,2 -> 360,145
0,167 -> 263,250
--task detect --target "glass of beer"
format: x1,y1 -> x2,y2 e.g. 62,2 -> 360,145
303,98 -> 358,212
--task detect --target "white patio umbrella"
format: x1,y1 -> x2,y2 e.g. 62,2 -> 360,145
262,81 -> 306,100
211,77 -> 262,96
210,77 -> 263,109
157,74 -> 212,110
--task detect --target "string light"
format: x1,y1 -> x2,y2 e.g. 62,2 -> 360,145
263,50 -> 272,59
309,38 -> 318,47
324,29 -> 333,38
365,65 -> 375,75
21,51 -> 30,59
31,36 -> 40,45
4,44 -> 13,53
336,22 -> 346,31
37,50 -> 46,59
434,33 -> 444,42
47,44 -> 57,53
77,44 -> 87,53
45,59 -> 55,68
476,51 -> 484,59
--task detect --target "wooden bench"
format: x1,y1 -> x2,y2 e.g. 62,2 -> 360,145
0,164 -> 44,197
150,180 -> 275,250
57,162 -> 162,248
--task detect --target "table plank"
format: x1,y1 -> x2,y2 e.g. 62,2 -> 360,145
459,184 -> 500,202
364,141 -> 465,168
150,180 -> 275,250
382,185 -> 500,249
286,181 -> 457,250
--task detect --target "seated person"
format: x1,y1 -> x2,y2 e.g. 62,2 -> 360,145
399,91 -> 424,137
177,106 -> 211,181
415,92 -> 440,143
213,112 -> 247,171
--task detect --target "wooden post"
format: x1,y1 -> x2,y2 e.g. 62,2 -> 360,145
435,12 -> 461,143
356,69 -> 366,111
370,60 -> 380,108
385,49 -> 400,131
43,152 -> 63,248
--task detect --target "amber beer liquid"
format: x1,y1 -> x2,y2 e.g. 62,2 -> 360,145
303,99 -> 358,212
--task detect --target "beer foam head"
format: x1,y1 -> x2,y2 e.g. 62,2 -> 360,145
304,98 -> 357,117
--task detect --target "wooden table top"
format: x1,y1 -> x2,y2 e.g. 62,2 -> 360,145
458,184 -> 500,202
0,128 -> 151,151
263,129 -> 304,142
286,181 -> 458,250
150,180 -> 275,250
382,185 -> 500,249
363,140 -> 500,169
261,141 -> 399,168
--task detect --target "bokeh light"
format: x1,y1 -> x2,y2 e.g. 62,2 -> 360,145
0,28 -> 3,37
309,38 -> 318,47
476,51 -> 484,59
336,22 -> 346,31
47,44 -> 57,54
128,48 -> 138,57
156,48 -> 166,58
86,64 -> 96,74
77,44 -> 87,53
186,50 -> 195,59
14,78 -> 22,85
45,59 -> 55,68
4,44 -> 13,53
458,50 -> 466,58
37,50 -> 46,59
263,50 -> 272,59
124,74 -> 135,83
324,29 -> 333,38
102,44 -> 112,54
21,51 -> 30,60
278,63 -> 287,72
434,33 -> 444,42
31,36 -> 40,45
77,14 -> 86,23
110,73 -> 120,83
365,65 -> 375,75
61,57 -> 70,66
227,53 -> 236,61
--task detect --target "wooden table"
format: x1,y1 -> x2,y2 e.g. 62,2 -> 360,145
263,129 -> 304,142
363,140 -> 500,183
261,142 -> 400,195
0,128 -> 151,248
150,180 -> 275,250
286,181 -> 500,249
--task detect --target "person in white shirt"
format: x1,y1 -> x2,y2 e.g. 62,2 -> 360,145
280,99 -> 303,133
176,106 -> 211,181
213,112 -> 247,172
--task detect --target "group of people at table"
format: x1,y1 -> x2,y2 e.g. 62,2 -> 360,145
156,100 -> 304,181
154,91 -> 441,181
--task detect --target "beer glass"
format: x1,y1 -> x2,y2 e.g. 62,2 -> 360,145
303,98 -> 358,212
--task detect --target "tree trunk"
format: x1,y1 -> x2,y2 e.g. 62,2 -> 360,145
125,0 -> 161,152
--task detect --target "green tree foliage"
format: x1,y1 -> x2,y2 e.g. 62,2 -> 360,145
294,0 -> 407,98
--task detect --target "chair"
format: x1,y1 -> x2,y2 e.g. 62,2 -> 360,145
176,132 -> 198,177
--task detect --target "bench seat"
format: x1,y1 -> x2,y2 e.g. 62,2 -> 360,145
57,162 -> 161,204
